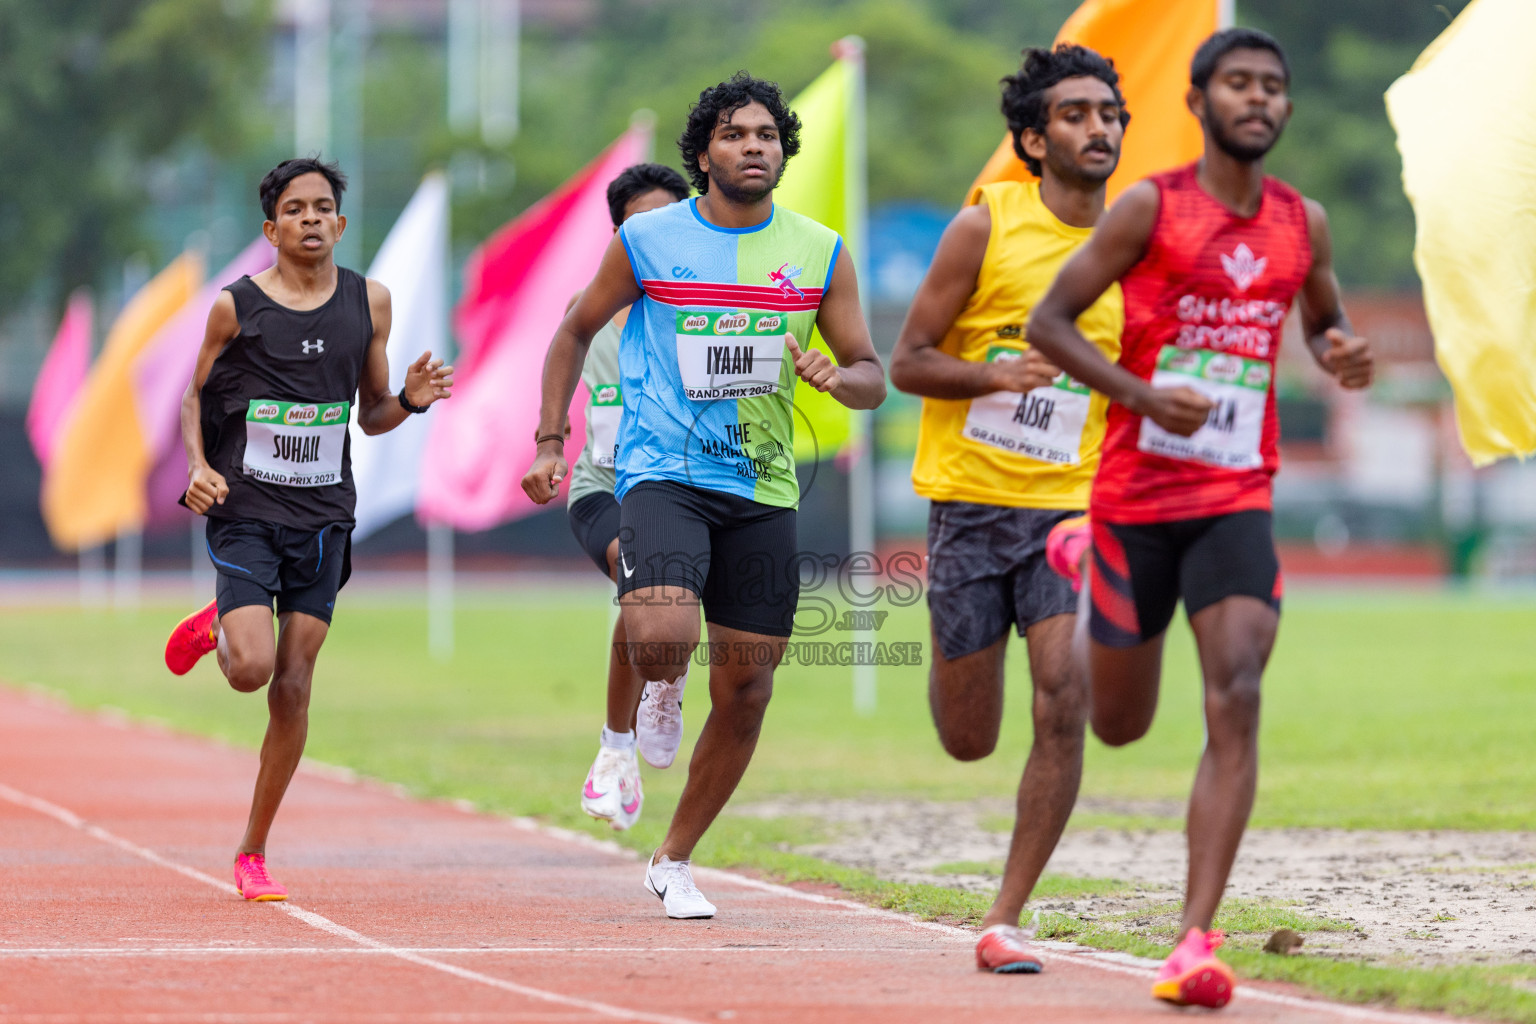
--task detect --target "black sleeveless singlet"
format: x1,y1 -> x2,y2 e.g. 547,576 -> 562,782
197,269 -> 372,530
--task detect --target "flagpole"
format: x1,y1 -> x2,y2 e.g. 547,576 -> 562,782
114,524 -> 142,610
428,163 -> 454,662
294,0 -> 331,156
80,545 -> 107,609
833,36 -> 877,717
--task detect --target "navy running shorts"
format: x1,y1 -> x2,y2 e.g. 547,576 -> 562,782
205,517 -> 352,625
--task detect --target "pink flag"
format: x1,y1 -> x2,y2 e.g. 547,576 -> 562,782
26,291 -> 93,470
418,125 -> 651,530
137,238 -> 275,530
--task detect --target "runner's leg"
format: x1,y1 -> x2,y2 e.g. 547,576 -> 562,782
604,537 -> 645,733
217,605 -> 277,693
1086,635 -> 1165,745
619,585 -> 699,685
1181,594 -> 1276,932
1081,519 -> 1176,746
238,610 -> 327,856
654,621 -> 782,862
927,632 -> 1008,761
986,612 -> 1086,928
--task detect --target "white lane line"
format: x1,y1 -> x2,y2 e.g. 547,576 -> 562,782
503,816 -> 1456,1024
0,782 -> 701,1024
0,946 -> 940,957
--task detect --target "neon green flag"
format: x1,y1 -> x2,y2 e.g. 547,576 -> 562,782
777,55 -> 859,461
1386,0 -> 1536,465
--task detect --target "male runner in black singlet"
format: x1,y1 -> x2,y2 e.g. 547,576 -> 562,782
164,157 -> 453,901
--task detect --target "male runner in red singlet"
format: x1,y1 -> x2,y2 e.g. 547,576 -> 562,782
1027,28 -> 1373,1009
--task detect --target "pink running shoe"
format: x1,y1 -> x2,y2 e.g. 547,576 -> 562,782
165,599 -> 219,675
975,923 -> 1044,974
1152,927 -> 1235,1008
1045,514 -> 1090,592
233,853 -> 288,901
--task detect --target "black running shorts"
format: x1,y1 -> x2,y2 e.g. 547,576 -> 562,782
206,518 -> 352,625
567,491 -> 621,577
616,480 -> 798,637
926,501 -> 1080,661
1088,510 -> 1281,648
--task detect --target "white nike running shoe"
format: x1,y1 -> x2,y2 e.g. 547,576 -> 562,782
636,669 -> 688,769
580,744 -> 643,830
644,852 -> 716,919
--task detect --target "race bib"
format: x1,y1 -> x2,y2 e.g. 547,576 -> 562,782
676,311 -> 786,400
1137,346 -> 1270,469
242,399 -> 349,487
588,383 -> 622,469
962,347 -> 1091,465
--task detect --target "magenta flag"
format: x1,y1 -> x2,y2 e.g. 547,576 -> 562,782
137,237 -> 275,530
418,124 -> 651,530
26,291 -> 93,470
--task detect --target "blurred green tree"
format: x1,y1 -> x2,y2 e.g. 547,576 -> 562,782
0,0 -> 271,312
1245,0 -> 1471,289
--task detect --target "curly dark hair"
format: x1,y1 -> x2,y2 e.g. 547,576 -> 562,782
677,71 -> 801,194
1190,27 -> 1289,91
605,163 -> 689,227
259,156 -> 347,221
1001,44 -> 1129,177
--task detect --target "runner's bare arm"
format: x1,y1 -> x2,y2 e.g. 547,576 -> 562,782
356,279 -> 454,436
888,203 -> 1057,398
1299,200 -> 1373,391
180,291 -> 242,514
522,234 -> 643,503
795,245 -> 885,409
1028,182 -> 1212,437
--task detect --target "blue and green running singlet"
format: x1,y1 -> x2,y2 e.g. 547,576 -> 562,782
615,198 -> 841,509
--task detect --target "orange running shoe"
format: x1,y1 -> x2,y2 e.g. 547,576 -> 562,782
233,853 -> 288,901
1152,927 -> 1235,1008
164,600 -> 218,676
1044,514 -> 1090,592
975,923 -> 1044,974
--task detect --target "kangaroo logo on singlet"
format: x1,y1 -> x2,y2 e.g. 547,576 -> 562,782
1220,244 -> 1267,292
768,263 -> 805,300
301,339 -> 325,355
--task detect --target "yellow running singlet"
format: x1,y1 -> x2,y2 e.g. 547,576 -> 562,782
910,180 -> 1123,509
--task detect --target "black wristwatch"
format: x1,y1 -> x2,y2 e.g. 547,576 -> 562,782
398,387 -> 430,414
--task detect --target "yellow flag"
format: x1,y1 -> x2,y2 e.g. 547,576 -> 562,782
42,251 -> 205,550
1386,0 -> 1536,465
777,53 -> 859,460
969,0 -> 1222,203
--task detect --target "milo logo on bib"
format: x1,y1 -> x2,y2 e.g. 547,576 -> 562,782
676,310 -> 788,400
962,346 -> 1092,465
1137,345 -> 1270,469
243,399 -> 350,487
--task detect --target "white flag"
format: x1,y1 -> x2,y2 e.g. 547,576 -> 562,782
350,172 -> 449,540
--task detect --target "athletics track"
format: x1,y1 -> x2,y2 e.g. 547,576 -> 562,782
0,686 -> 1459,1024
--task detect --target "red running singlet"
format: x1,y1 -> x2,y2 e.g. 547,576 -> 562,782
1090,163 -> 1313,525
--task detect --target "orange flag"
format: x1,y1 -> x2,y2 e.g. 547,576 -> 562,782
41,252 -> 204,550
969,0 -> 1225,203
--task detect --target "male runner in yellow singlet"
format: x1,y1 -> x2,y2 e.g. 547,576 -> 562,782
889,43 -> 1128,973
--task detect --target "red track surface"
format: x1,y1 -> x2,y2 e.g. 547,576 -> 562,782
0,686 -> 1456,1024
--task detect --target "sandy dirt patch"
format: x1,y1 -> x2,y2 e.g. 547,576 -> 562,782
733,797 -> 1536,966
